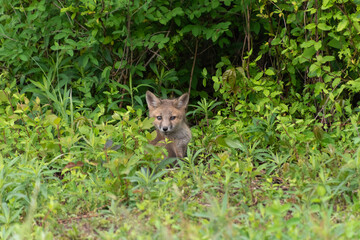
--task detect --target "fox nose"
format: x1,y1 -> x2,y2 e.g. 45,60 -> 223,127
163,127 -> 168,132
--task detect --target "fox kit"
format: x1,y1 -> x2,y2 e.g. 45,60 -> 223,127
146,91 -> 191,158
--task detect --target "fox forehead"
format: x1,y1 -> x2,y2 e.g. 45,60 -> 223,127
149,104 -> 184,118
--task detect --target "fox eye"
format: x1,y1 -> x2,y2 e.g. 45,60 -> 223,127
156,116 -> 162,120
170,116 -> 176,120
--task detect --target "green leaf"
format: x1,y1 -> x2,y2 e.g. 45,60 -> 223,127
332,77 -> 341,88
224,138 -> 245,150
46,114 -> 58,125
254,72 -> 263,81
322,56 -> 335,63
316,185 -> 326,196
115,61 -> 126,69
171,7 -> 184,16
54,32 -> 68,40
66,49 -> 74,57
271,91 -> 283,98
271,37 -> 281,46
337,19 -> 348,32
142,117 -> 154,129
253,86 -> 264,91
309,63 -> 322,77
318,23 -> 332,31
174,17 -> 181,26
89,55 -> 99,66
19,54 -> 28,61
347,78 -> 360,92
299,47 -> 316,63
0,91 -> 7,102
211,0 -> 219,9
101,66 -> 112,80
300,40 -> 315,48
191,25 -> 202,37
54,117 -> 61,125
65,38 -> 77,46
321,0 -> 333,10
265,68 -> 275,76
263,89 -> 270,97
314,82 -> 325,96
328,38 -> 342,49
335,102 -> 342,114
0,24 -> 5,36
305,23 -> 316,30
287,13 -> 296,24
251,22 -> 260,35
314,41 -> 322,51
103,36 -> 113,45
203,28 -> 213,40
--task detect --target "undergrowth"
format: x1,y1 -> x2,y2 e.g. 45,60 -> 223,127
1,82 -> 360,239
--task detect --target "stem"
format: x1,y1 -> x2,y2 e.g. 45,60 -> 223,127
188,38 -> 198,95
2,131 -> 6,144
3,90 -> 14,112
129,74 -> 133,107
206,112 -> 209,127
57,124 -> 63,155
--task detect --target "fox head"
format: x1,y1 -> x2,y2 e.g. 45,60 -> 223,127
146,91 -> 189,135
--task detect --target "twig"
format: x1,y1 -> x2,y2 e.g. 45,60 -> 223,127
117,3 -> 132,107
3,90 -> 14,112
144,31 -> 171,68
188,39 -> 198,95
57,124 -> 64,155
54,1 -> 88,31
53,1 -> 73,26
314,81 -> 342,121
198,44 -> 213,56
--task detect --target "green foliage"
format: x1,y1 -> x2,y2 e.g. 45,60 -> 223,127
1,0 -> 360,238
2,0 -> 359,124
0,0 -> 242,115
1,83 -> 360,238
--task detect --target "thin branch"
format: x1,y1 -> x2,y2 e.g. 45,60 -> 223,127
53,1 -> 73,26
313,81 -> 342,121
144,30 -> 171,68
188,39 -> 198,95
198,44 -> 213,56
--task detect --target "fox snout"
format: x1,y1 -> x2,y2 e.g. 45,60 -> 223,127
159,124 -> 173,134
157,117 -> 174,134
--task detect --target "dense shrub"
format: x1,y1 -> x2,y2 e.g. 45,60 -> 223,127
1,1 -> 358,118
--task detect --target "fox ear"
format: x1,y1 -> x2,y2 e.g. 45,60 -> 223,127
175,93 -> 189,109
146,91 -> 161,108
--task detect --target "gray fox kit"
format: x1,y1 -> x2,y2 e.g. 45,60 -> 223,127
146,91 -> 191,158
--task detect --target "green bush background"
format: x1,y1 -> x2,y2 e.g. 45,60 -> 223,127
1,0 -> 359,111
